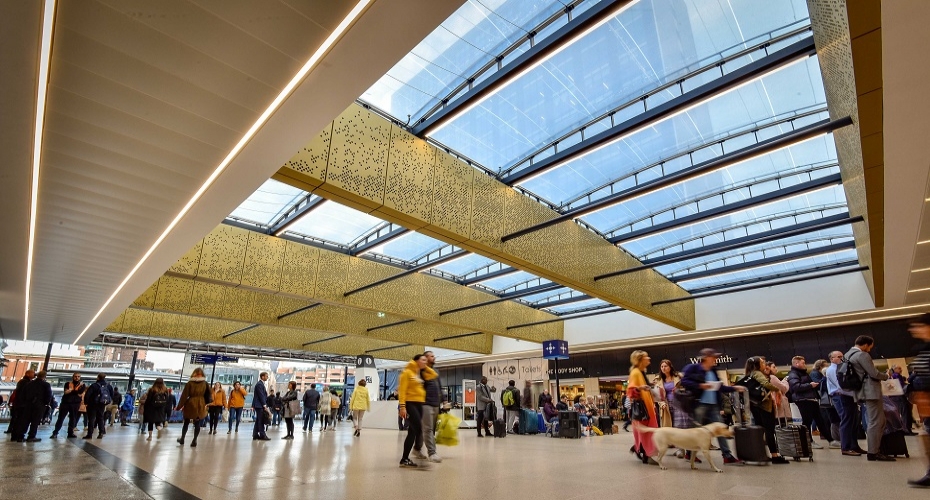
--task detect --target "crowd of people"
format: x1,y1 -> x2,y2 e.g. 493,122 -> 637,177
5,320 -> 930,487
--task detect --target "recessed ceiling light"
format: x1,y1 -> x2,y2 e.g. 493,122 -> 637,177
72,0 -> 373,345
24,0 -> 58,341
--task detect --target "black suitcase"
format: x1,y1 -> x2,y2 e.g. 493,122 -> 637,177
776,423 -> 813,461
598,416 -> 613,435
558,411 -> 580,439
493,419 -> 506,438
881,430 -> 909,458
733,391 -> 770,465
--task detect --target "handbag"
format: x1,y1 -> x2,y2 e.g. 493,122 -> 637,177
734,374 -> 767,404
630,398 -> 649,422
263,407 -> 272,422
287,400 -> 300,417
673,384 -> 694,414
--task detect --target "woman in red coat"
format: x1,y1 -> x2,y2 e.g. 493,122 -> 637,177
628,350 -> 658,465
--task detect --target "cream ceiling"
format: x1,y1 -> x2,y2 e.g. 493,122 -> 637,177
0,0 -> 464,344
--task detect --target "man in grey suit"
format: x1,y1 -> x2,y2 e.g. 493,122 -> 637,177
845,335 -> 894,461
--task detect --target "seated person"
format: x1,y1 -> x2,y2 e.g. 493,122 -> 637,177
556,396 -> 569,412
543,400 -> 559,423
573,396 -> 589,428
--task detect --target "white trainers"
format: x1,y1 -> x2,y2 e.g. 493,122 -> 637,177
811,441 -> 824,449
428,454 -> 442,463
411,449 -> 427,460
829,441 -> 841,449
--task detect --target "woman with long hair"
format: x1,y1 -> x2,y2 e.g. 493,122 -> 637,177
175,367 -> 209,447
350,379 -> 370,437
226,380 -> 247,434
744,357 -> 788,464
765,361 -> 793,425
206,382 -> 226,435
628,350 -> 658,465
281,381 -> 299,439
142,378 -> 169,441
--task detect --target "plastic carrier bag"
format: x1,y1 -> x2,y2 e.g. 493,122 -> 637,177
435,413 -> 461,446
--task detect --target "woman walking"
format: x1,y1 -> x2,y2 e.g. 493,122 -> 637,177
226,381 -> 247,434
628,350 -> 658,465
655,359 -> 696,461
281,381 -> 299,439
398,354 -> 437,469
175,368 -> 210,447
350,379 -> 370,437
744,357 -> 788,464
142,378 -> 169,441
328,388 -> 340,430
319,388 -> 333,431
207,382 -> 225,435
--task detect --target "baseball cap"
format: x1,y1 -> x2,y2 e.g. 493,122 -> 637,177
699,348 -> 720,358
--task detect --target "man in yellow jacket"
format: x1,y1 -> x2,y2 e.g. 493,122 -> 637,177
398,354 -> 437,469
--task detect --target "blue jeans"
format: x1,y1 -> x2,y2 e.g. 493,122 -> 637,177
694,403 -> 733,457
227,407 -> 243,432
302,408 -> 317,430
833,394 -> 859,451
271,410 -> 281,426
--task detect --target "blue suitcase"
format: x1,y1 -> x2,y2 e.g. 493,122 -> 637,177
519,408 -> 539,434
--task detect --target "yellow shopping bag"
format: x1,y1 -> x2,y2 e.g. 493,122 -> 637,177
435,412 -> 461,446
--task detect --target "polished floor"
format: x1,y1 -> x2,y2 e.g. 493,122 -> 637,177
2,421 -> 928,499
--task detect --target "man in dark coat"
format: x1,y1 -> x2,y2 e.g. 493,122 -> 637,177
52,373 -> 86,438
302,385 -> 320,432
252,372 -> 269,440
24,371 -> 53,442
8,370 -> 35,442
83,373 -> 113,440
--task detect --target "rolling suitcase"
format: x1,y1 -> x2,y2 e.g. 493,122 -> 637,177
881,430 -> 909,458
493,418 -> 506,438
733,391 -> 770,465
519,408 -> 539,434
537,413 -> 547,434
776,422 -> 813,461
598,416 -> 613,435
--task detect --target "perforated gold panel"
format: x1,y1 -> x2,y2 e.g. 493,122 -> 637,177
198,224 -> 249,284
132,280 -> 159,308
282,121 -> 332,189
382,125 -> 435,228
222,287 -> 256,323
319,104 -> 391,212
241,232 -> 286,291
188,280 -> 228,319
428,150 -> 473,243
169,239 -> 202,275
122,308 -> 154,335
154,275 -> 194,313
275,104 -> 695,330
279,241 -> 319,298
314,250 -> 350,302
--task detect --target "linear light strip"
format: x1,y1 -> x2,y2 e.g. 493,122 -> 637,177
24,0 -> 58,341
72,0 -> 372,345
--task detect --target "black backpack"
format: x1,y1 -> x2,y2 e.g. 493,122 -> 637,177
733,374 -> 767,404
151,391 -> 169,407
837,353 -> 863,391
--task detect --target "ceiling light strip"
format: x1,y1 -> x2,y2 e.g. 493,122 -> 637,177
23,0 -> 58,341
72,0 -> 372,345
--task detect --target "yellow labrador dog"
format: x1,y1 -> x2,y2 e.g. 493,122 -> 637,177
635,422 -> 733,472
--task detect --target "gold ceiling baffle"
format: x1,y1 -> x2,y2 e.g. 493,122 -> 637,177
274,103 -> 696,330
806,0 -> 883,305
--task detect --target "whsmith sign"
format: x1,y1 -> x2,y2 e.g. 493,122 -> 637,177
687,354 -> 736,365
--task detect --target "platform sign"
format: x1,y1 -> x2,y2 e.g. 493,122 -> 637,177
542,340 -> 569,360
190,354 -> 239,364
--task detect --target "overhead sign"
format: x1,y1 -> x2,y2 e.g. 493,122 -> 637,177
356,355 -> 376,368
542,340 -> 569,360
190,354 -> 239,364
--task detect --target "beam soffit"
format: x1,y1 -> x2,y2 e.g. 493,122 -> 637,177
273,103 -> 695,330
131,223 -> 561,343
807,0 -> 881,305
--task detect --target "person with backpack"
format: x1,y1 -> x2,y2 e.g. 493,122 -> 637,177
501,380 -> 520,434
740,357 -> 788,464
142,378 -> 170,441
175,367 -> 210,447
107,387 -> 122,427
843,335 -> 894,461
83,373 -> 113,440
826,350 -> 865,456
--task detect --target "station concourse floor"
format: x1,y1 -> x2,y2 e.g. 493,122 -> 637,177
1,422 -> 927,499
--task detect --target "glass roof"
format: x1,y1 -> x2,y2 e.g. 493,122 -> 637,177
284,202 -> 384,246
432,253 -> 497,276
367,231 -> 448,262
679,248 -> 859,291
544,298 -> 610,314
228,179 -> 308,226
424,0 -> 812,172
480,271 -> 540,291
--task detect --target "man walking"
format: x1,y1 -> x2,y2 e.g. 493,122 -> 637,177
24,371 -> 53,442
302,384 -> 320,432
501,380 -> 520,433
120,389 -> 136,426
52,372 -> 85,439
83,374 -> 113,440
476,376 -> 493,437
680,348 -> 744,465
845,335 -> 894,461
252,372 -> 270,441
787,356 -> 831,449
414,351 -> 442,463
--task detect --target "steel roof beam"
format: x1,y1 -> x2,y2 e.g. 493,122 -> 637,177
350,226 -> 410,256
507,306 -> 624,330
532,294 -> 593,309
669,241 -> 856,282
499,37 -> 817,187
460,266 -> 518,285
502,115 -> 852,242
266,195 -> 327,235
343,249 -> 468,297
440,282 -> 563,316
607,173 -> 844,245
594,213 -> 861,281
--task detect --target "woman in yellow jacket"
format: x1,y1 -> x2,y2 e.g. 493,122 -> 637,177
226,380 -> 247,434
349,379 -> 371,437
206,382 -> 226,435
398,354 -> 437,468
